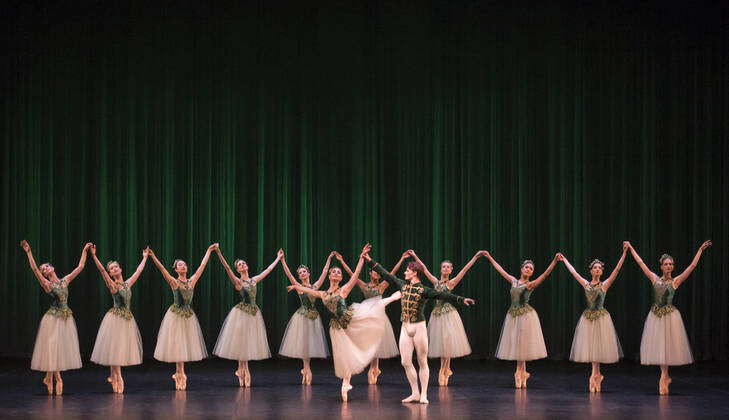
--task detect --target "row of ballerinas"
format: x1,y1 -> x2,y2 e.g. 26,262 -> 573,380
20,238 -> 711,401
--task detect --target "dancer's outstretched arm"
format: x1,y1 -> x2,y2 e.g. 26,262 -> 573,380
20,240 -> 52,292
63,242 -> 93,284
89,245 -> 117,292
287,284 -> 326,300
602,244 -> 629,291
673,240 -> 712,288
409,250 -> 439,285
481,251 -> 517,284
280,254 -> 302,287
214,245 -> 240,286
252,249 -> 284,283
311,252 -> 334,290
339,245 -> 369,298
190,244 -> 217,288
148,248 -> 177,288
389,251 -> 409,276
447,251 -> 483,290
126,248 -> 150,288
336,251 -> 367,291
558,253 -> 589,287
527,254 -> 559,290
625,242 -> 659,284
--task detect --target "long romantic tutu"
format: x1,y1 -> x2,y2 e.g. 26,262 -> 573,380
428,308 -> 472,358
31,313 -> 82,372
91,311 -> 143,366
330,297 -> 390,378
495,309 -> 547,361
363,296 -> 399,359
640,309 -> 693,366
279,310 -> 329,359
214,306 -> 271,361
154,307 -> 208,363
570,311 -> 622,363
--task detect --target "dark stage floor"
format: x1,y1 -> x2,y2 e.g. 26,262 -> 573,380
1,358 -> 728,419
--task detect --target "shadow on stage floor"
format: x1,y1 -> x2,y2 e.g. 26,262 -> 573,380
1,358 -> 728,419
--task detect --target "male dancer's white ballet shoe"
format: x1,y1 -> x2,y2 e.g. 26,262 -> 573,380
419,396 -> 429,404
43,376 -> 53,395
341,384 -> 352,402
401,394 -> 420,403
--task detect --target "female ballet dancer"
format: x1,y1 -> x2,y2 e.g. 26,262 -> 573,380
483,250 -> 558,388
89,244 -> 149,393
212,246 -> 283,387
278,251 -> 335,385
287,244 -> 401,402
364,248 -> 476,404
409,250 -> 482,386
335,250 -> 408,384
21,240 -> 91,395
627,240 -> 712,394
558,243 -> 628,393
148,244 -> 216,390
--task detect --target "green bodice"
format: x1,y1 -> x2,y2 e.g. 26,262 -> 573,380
109,283 -> 133,320
46,281 -> 72,318
432,280 -> 457,317
170,285 -> 195,318
295,290 -> 319,320
362,283 -> 382,299
508,281 -> 534,317
651,279 -> 677,317
236,279 -> 260,315
323,291 -> 353,329
582,283 -> 608,321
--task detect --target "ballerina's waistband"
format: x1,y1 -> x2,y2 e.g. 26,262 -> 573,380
651,304 -> 676,318
236,302 -> 259,315
508,304 -> 534,318
582,308 -> 608,321
432,302 -> 456,317
329,307 -> 354,330
296,306 -> 319,320
108,307 -> 133,320
170,304 -> 194,318
46,306 -> 73,319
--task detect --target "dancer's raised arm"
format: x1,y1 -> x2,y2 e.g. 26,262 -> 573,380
339,245 -> 370,298
311,252 -> 334,290
447,251 -> 483,289
602,244 -> 629,291
409,250 -> 438,285
558,253 -> 589,287
20,240 -> 51,292
63,242 -> 93,284
626,242 -> 659,284
126,248 -> 150,288
481,251 -> 517,284
252,249 -> 284,283
189,243 -> 217,288
214,245 -> 239,285
389,251 -> 409,276
673,240 -> 712,288
89,245 -> 117,292
280,254 -> 301,287
335,252 -> 365,289
527,254 -> 558,290
148,248 -> 177,287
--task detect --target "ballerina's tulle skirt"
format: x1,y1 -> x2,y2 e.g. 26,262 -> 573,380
428,309 -> 472,358
279,310 -> 330,359
91,311 -> 143,366
154,308 -> 208,363
569,311 -> 622,363
495,310 -> 547,361
31,313 -> 82,372
362,296 -> 399,359
330,298 -> 388,378
640,309 -> 693,366
214,307 -> 271,361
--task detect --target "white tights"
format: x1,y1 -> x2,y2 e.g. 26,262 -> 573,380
400,321 -> 429,403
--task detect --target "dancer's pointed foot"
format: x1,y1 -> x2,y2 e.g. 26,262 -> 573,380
444,368 -> 453,386
244,369 -> 251,388
438,368 -> 446,386
368,367 -> 381,385
300,369 -> 307,385
54,379 -> 63,396
659,376 -> 672,395
401,394 -> 420,403
594,374 -> 603,393
117,377 -> 125,393
172,374 -> 181,390
180,373 -> 187,390
341,384 -> 352,402
522,371 -> 531,388
236,369 -> 245,387
514,372 -> 522,389
43,376 -> 53,395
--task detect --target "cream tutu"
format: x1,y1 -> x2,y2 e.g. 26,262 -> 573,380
91,310 -> 143,366
279,293 -> 329,359
362,296 -> 399,359
570,310 -> 622,363
495,307 -> 547,361
214,303 -> 271,361
154,286 -> 208,363
31,312 -> 83,372
428,303 -> 472,358
640,308 -> 693,366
